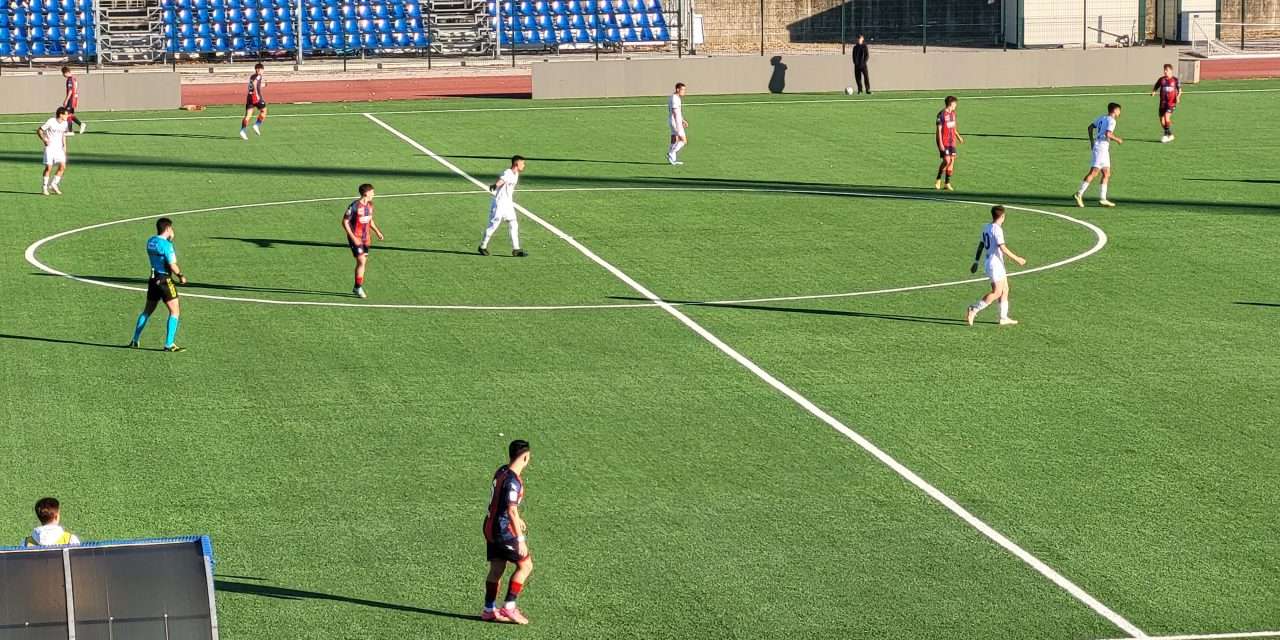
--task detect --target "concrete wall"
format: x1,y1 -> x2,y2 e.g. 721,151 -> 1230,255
0,72 -> 180,115
532,46 -> 1179,99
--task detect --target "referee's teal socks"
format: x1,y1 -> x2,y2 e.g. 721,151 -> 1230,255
164,315 -> 180,348
132,313 -> 149,343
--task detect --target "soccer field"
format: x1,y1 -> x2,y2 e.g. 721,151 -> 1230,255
1,79 -> 1278,640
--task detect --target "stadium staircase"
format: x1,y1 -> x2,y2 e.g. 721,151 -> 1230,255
99,0 -> 166,62
427,0 -> 490,55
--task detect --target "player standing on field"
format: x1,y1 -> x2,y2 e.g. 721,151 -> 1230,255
36,107 -> 71,196
1151,64 -> 1182,143
667,82 -> 688,166
61,66 -> 85,134
478,156 -> 528,258
342,183 -> 383,299
1074,102 -> 1123,208
935,96 -> 963,191
482,440 -> 534,625
239,63 -> 267,140
965,206 -> 1027,327
129,217 -> 188,352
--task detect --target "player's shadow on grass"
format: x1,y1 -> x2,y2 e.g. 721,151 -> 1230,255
608,297 -> 977,326
214,579 -> 482,622
0,333 -> 142,350
894,130 -> 1085,142
88,130 -> 228,140
34,272 -> 356,298
443,154 -> 670,167
1186,178 -> 1280,185
210,237 -> 494,258
1234,301 -> 1280,308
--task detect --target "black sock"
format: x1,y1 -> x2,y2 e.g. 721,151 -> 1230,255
945,173 -> 951,184
1164,127 -> 1172,135
484,580 -> 500,608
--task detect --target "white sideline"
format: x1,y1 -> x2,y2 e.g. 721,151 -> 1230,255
362,112 -> 1149,639
0,87 -> 1277,126
1102,632 -> 1280,640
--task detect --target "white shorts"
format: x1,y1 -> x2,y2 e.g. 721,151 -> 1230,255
43,147 -> 66,166
669,121 -> 686,138
489,204 -> 517,223
985,260 -> 1007,284
1090,144 -> 1110,169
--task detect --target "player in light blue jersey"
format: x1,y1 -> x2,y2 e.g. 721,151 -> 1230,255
129,217 -> 188,352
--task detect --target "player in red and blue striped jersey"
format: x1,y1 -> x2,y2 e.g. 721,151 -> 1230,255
239,63 -> 267,140
1151,64 -> 1182,143
481,440 -> 533,625
341,183 -> 383,299
935,95 -> 964,190
61,67 -> 85,134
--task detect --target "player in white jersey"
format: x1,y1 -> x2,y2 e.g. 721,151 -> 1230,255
36,107 -> 71,196
478,156 -> 528,258
1073,102 -> 1123,208
667,82 -> 688,166
965,206 -> 1027,327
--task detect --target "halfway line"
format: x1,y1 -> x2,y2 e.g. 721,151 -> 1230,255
362,111 -> 1148,639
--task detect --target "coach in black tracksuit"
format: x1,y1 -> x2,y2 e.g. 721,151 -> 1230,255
852,35 -> 871,94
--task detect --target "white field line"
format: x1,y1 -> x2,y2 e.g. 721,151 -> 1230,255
0,87 -> 1276,125
24,186 -> 1105,311
1102,632 -> 1280,640
363,112 -> 1148,639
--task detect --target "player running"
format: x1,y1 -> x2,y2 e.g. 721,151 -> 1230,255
36,107 -> 71,196
965,206 -> 1027,327
1151,64 -> 1182,143
61,66 -> 85,134
341,183 -> 383,299
478,156 -> 527,258
482,440 -> 534,625
667,82 -> 688,166
129,217 -> 188,352
1073,102 -> 1123,208
239,63 -> 267,140
935,95 -> 964,190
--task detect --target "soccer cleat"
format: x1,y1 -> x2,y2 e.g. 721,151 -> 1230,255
353,286 -> 367,299
79,122 -> 86,134
1073,193 -> 1085,208
1166,134 -> 1175,143
42,186 -> 50,196
497,606 -> 529,625
934,179 -> 942,190
477,245 -> 490,256
480,609 -> 499,622
1099,199 -> 1116,208
964,306 -> 977,327
513,249 -> 527,258
50,184 -> 62,195
239,129 -> 248,140
127,341 -> 140,349
944,183 -> 955,191
253,123 -> 261,136
998,318 -> 1019,326
669,160 -> 684,166
1160,135 -> 1170,144
163,345 -> 185,352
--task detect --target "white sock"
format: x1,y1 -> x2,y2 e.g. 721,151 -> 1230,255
480,218 -> 501,248
667,143 -> 678,160
51,176 -> 61,186
1100,184 -> 1108,200
999,298 -> 1009,319
972,300 -> 990,312
674,140 -> 686,155
43,176 -> 50,187
1077,181 -> 1089,195
503,601 -> 516,610
509,218 -> 521,251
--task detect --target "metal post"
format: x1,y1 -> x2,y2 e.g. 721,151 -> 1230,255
840,0 -> 845,55
1000,0 -> 1006,50
1160,0 -> 1165,46
295,0 -> 303,65
92,0 -> 101,66
511,10 -> 516,68
759,0 -> 764,56
1082,0 -> 1087,49
1240,0 -> 1246,51
676,0 -> 682,58
494,0 -> 502,59
922,0 -> 927,53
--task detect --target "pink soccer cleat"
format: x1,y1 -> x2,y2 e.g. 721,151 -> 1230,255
496,606 -> 529,625
480,609 -> 499,622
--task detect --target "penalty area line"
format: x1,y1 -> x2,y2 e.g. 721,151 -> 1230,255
362,111 -> 1148,640
1101,632 -> 1280,640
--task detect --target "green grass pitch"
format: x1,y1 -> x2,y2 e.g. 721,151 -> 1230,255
1,79 -> 1278,640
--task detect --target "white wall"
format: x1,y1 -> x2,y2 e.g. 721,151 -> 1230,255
1018,0 -> 1141,47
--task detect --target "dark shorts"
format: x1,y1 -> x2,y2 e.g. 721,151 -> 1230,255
940,145 -> 957,158
246,98 -> 267,110
486,539 -> 526,563
1159,105 -> 1176,116
146,274 -> 178,303
64,102 -> 76,114
348,240 -> 370,258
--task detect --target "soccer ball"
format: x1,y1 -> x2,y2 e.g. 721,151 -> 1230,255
845,87 -> 854,95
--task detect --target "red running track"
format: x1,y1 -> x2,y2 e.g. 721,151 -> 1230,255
182,74 -> 532,105
1200,57 -> 1280,80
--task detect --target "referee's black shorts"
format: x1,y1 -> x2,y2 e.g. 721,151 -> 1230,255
146,274 -> 178,302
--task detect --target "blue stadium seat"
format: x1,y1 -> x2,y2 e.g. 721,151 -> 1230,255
552,13 -> 567,28
651,23 -> 666,39
356,17 -> 369,32
534,14 -> 550,29
67,38 -> 81,53
47,12 -> 63,28
229,21 -> 244,35
31,40 -> 46,55
212,22 -> 226,36
311,33 -> 327,47
603,25 -> 618,40
404,2 -> 419,17
278,20 -> 292,34
549,0 -> 566,14
393,31 -> 407,46
262,34 -> 277,47
230,34 -> 244,48
338,17 -> 352,31
324,5 -> 338,19
411,30 -> 426,46
339,3 -> 353,18
0,41 -> 10,56
377,32 -> 390,46
355,4 -> 369,18
376,18 -> 390,33
13,41 -> 29,57
390,2 -> 403,17
339,32 -> 354,46
30,13 -> 45,27
14,12 -> 28,27
615,11 -> 631,27
359,32 -> 373,47
246,21 -> 260,35
374,3 -> 387,18
211,6 -> 225,21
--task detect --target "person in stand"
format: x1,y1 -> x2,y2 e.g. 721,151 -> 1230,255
852,35 -> 871,95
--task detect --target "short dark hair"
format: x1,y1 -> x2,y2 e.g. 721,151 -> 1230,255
508,439 -> 530,461
254,63 -> 264,70
35,498 -> 60,525
675,82 -> 686,90
55,107 -> 68,117
60,66 -> 71,74
156,217 -> 173,234
991,205 -> 1006,220
1163,63 -> 1173,71
945,95 -> 958,107
358,183 -> 374,196
1108,102 -> 1122,113
511,155 -> 525,166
